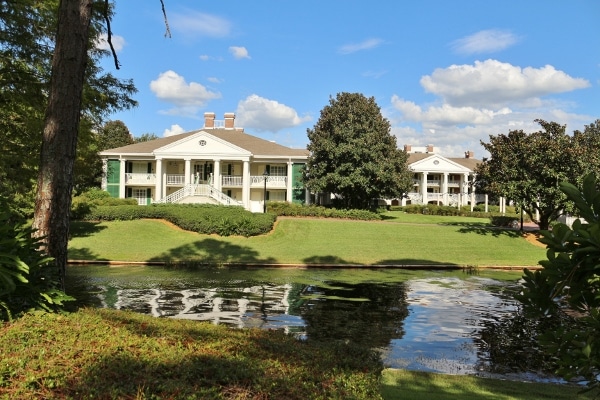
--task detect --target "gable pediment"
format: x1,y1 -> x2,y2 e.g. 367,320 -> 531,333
154,131 -> 251,158
409,154 -> 472,173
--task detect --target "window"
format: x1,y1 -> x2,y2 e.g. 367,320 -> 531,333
268,165 -> 286,176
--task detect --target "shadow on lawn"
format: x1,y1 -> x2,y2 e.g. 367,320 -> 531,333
145,237 -> 277,265
69,221 -> 107,238
441,222 -> 525,238
64,309 -> 381,399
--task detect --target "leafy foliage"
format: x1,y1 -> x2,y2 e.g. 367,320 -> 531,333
96,119 -> 134,151
475,119 -> 600,230
267,202 -> 382,220
304,92 -> 412,209
0,213 -> 73,321
0,1 -> 138,212
78,204 -> 276,237
517,174 -> 600,390
134,132 -> 160,143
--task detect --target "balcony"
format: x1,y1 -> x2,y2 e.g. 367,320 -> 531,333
125,173 -> 156,185
250,175 -> 287,189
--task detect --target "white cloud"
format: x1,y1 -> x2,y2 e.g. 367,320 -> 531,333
420,59 -> 590,107
207,77 -> 222,84
235,94 -> 311,132
170,11 -> 231,38
451,29 -> 520,54
150,70 -> 221,116
338,38 -> 383,54
163,124 -> 186,137
390,60 -> 592,157
229,46 -> 250,60
95,33 -> 125,52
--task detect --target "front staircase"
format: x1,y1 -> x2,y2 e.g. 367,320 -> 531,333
153,184 -> 242,206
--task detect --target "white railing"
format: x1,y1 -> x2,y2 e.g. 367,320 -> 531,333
221,175 -> 243,187
125,173 -> 156,184
250,175 -> 287,188
166,174 -> 185,185
154,184 -> 242,207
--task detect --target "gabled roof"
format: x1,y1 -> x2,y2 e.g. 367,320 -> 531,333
407,153 -> 481,173
100,128 -> 309,158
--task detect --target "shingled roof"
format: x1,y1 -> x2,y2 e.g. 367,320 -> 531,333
100,128 -> 309,158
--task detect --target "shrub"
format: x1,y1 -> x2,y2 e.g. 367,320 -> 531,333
267,202 -> 381,220
0,213 -> 73,321
81,204 -> 275,237
517,174 -> 600,391
71,189 -> 137,219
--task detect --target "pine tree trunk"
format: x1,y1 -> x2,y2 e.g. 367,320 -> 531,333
32,0 -> 93,290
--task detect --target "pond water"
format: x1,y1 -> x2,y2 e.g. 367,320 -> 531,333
66,265 -> 561,383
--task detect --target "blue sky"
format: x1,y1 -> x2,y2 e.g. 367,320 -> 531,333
98,0 -> 599,158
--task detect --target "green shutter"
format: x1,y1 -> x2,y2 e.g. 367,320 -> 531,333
107,160 -> 120,184
146,188 -> 152,205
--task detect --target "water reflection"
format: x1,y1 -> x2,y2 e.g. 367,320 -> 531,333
65,266 -> 557,382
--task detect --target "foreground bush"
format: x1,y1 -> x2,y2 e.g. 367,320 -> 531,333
0,213 -> 72,321
79,203 -> 276,237
518,174 -> 600,392
0,309 -> 383,399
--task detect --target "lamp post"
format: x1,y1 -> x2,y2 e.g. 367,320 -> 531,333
263,170 -> 269,213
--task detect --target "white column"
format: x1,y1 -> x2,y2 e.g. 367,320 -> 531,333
485,194 -> 489,213
101,159 -> 108,190
119,159 -> 126,198
155,158 -> 163,201
421,172 -> 428,205
214,159 -> 221,191
442,172 -> 448,206
242,160 -> 250,210
184,159 -> 191,185
462,173 -> 469,206
286,161 -> 293,203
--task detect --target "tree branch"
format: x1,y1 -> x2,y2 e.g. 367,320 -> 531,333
160,0 -> 171,38
103,0 -> 120,70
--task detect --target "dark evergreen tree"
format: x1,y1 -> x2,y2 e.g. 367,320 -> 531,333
304,92 -> 412,209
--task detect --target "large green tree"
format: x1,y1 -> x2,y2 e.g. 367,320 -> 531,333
304,92 -> 412,209
474,119 -> 598,230
0,0 -> 137,212
97,119 -> 133,150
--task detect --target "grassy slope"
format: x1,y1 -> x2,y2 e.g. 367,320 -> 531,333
68,217 -> 545,267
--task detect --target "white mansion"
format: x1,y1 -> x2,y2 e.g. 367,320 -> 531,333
100,112 -> 309,213
400,144 -> 485,208
100,113 -> 486,211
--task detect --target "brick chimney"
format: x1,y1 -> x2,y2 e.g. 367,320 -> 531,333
465,151 -> 474,159
426,144 -> 434,153
404,144 -> 412,152
224,112 -> 235,129
204,112 -> 215,128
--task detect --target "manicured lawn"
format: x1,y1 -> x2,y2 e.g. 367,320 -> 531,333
1,309 -> 590,400
380,369 -> 591,400
68,217 -> 545,267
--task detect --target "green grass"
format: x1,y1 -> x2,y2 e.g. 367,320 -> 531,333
68,217 -> 545,267
381,369 -> 592,400
0,310 -> 590,400
0,309 -> 382,399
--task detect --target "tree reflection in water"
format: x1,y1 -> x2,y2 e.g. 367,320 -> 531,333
297,282 -> 409,348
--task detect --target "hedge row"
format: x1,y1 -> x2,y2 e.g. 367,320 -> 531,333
391,204 -> 529,227
78,204 -> 276,237
267,202 -> 382,221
